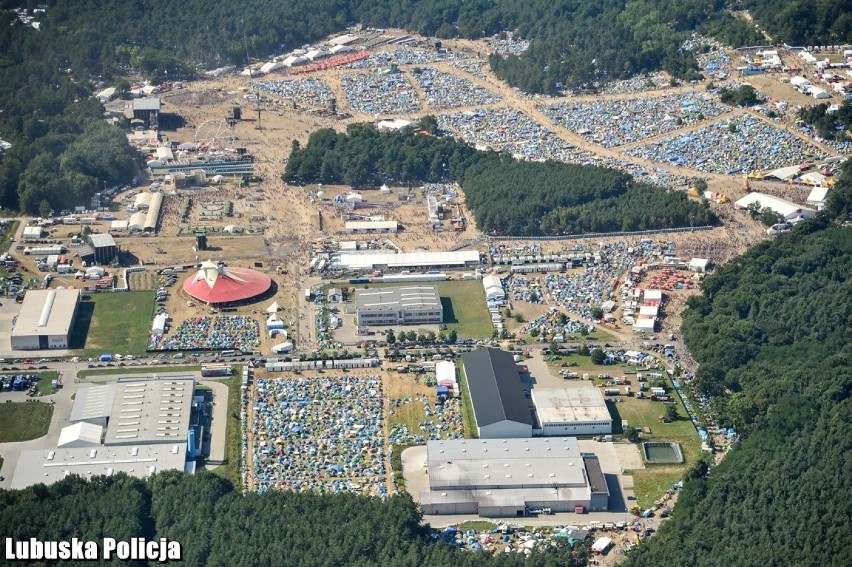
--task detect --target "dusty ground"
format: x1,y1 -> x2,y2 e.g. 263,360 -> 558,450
87,30 -> 848,355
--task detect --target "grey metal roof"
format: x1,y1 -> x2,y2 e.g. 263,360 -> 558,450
461,348 -> 534,428
583,455 -> 609,495
355,286 -> 441,312
88,233 -> 116,248
133,97 -> 161,111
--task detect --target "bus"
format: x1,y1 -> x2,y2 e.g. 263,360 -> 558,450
220,349 -> 236,357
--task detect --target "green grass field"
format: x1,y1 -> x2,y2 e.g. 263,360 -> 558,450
0,220 -> 19,254
70,291 -> 155,355
345,280 -> 494,339
211,369 -> 243,485
611,391 -> 701,508
35,371 -> 59,395
0,402 -> 53,442
457,364 -> 478,438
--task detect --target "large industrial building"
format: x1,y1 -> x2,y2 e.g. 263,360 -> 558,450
11,375 -> 197,489
532,387 -> 612,436
461,348 -> 536,438
354,286 -> 443,326
419,437 -> 609,517
330,250 -> 480,272
11,289 -> 81,350
87,233 -> 118,265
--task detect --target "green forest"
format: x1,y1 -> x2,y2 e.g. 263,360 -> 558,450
0,0 -> 843,213
798,100 -> 852,142
284,122 -> 716,235
0,471 -> 587,567
624,163 -> 852,567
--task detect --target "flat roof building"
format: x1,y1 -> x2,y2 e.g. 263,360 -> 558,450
11,289 -> 80,350
532,387 -> 612,436
11,443 -> 189,490
103,376 -> 194,445
345,220 -> 398,234
461,348 -> 535,438
11,374 -> 197,490
331,250 -> 480,271
419,438 -> 609,517
355,286 -> 443,326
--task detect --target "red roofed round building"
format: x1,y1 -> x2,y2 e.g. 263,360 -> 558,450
182,260 -> 272,305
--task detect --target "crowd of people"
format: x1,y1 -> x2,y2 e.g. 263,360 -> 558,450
623,114 -> 827,174
412,67 -> 501,109
387,395 -> 466,445
502,240 -> 675,321
600,72 -> 673,95
436,108 -> 595,162
250,375 -> 387,496
447,58 -> 487,79
540,92 -> 729,148
518,306 -> 597,338
149,315 -> 260,351
252,78 -> 334,108
341,72 -> 421,114
343,47 -> 470,70
508,275 -> 545,304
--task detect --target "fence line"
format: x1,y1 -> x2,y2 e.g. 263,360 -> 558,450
485,225 -> 714,242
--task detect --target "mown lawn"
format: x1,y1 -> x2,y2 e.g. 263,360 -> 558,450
610,384 -> 701,509
345,280 -> 494,339
211,369 -> 243,485
70,291 -> 155,355
0,402 -> 53,442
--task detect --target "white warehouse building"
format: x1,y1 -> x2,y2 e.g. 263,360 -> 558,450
532,387 -> 612,436
419,437 -> 610,517
354,286 -> 443,327
11,289 -> 81,350
330,250 -> 480,272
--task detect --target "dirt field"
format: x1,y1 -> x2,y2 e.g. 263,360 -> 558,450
89,30 -> 849,356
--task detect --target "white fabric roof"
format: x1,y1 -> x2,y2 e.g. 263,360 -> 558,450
735,192 -> 814,217
799,172 -> 827,185
266,301 -> 281,313
58,422 -> 103,447
806,186 -> 829,204
765,165 -> 801,180
333,250 -> 479,270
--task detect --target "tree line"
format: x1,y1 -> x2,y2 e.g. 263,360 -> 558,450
0,471 -> 588,567
624,161 -> 852,567
798,100 -> 852,142
284,122 -> 716,236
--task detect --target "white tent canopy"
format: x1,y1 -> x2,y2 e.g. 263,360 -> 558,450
266,301 -> 281,313
765,165 -> 801,181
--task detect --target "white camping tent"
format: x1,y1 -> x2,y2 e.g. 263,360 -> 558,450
266,301 -> 281,313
